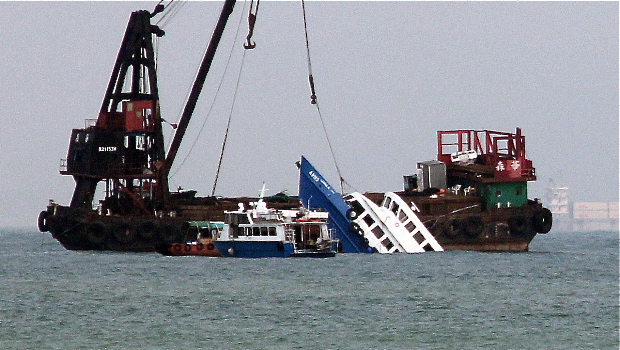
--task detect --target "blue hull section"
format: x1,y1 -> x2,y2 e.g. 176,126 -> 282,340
213,241 -> 295,258
298,156 -> 369,253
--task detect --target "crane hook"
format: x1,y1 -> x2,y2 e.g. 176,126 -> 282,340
244,0 -> 260,50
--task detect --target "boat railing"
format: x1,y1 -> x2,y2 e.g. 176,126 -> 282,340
437,128 -> 535,180
284,228 -> 295,243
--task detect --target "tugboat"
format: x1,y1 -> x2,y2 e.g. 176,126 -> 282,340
213,186 -> 338,258
398,128 -> 552,251
156,221 -> 223,257
299,128 -> 552,253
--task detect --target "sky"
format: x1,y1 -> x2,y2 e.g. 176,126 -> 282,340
0,1 -> 617,228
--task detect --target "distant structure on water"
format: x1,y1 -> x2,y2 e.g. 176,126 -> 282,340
545,180 -> 618,232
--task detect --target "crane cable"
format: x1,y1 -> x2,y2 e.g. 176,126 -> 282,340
212,0 -> 258,196
169,0 -> 250,181
155,0 -> 188,29
301,0 -> 348,193
211,50 -> 248,196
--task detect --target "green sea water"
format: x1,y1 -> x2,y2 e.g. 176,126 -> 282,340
1,228 -> 617,349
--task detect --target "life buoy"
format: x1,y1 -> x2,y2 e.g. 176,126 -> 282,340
38,211 -> 49,232
532,208 -> 553,234
508,216 -> 528,235
207,243 -> 215,250
196,243 -> 204,251
463,216 -> 484,238
445,219 -> 462,237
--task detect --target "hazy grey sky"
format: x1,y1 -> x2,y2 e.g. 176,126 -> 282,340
0,1 -> 617,228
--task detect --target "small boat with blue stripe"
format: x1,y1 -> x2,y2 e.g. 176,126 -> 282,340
212,186 -> 338,258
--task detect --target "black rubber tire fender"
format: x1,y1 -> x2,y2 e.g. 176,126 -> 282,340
445,219 -> 462,238
463,216 -> 484,238
38,211 -> 49,232
137,222 -> 157,240
532,208 -> 553,234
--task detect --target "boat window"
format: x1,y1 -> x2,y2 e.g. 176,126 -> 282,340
239,214 -> 250,225
269,227 -> 277,236
371,226 -> 383,239
383,197 -> 392,209
381,238 -> 394,251
413,232 -> 425,245
260,227 -> 268,236
349,199 -> 365,216
136,135 -> 146,151
397,210 -> 407,222
253,227 -> 260,236
226,213 -> 236,225
405,221 -> 416,233
391,203 -> 399,215
363,215 -> 375,227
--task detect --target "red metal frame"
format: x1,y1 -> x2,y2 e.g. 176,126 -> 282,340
437,128 -> 534,178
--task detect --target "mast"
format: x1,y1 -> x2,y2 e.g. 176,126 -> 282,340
157,0 -> 237,203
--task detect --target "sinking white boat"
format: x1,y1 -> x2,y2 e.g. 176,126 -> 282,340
344,192 -> 443,253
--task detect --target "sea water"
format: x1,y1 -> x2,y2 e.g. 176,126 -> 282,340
0,228 -> 617,350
